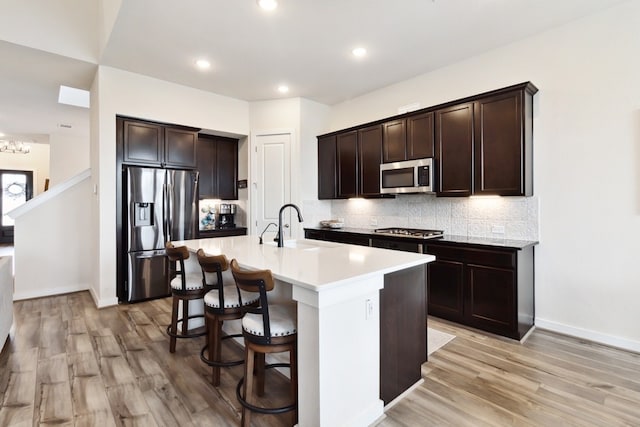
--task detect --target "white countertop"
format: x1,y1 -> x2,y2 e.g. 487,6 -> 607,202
175,235 -> 434,293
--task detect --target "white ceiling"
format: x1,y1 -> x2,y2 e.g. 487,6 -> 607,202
0,0 -> 629,143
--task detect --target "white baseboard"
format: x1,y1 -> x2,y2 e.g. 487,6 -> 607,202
13,285 -> 88,301
88,287 -> 118,308
535,318 -> 640,353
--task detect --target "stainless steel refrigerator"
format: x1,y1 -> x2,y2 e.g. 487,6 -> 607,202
124,166 -> 198,302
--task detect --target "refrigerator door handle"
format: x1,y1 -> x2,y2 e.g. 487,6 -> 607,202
164,181 -> 171,243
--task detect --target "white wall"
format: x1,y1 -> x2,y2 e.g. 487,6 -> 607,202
91,66 -> 250,307
327,1 -> 640,351
248,98 -> 332,236
49,133 -> 89,186
249,98 -> 302,237
299,99 -> 332,233
13,176 -> 92,300
0,143 -> 50,195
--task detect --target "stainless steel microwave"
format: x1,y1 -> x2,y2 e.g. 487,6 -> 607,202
380,158 -> 434,194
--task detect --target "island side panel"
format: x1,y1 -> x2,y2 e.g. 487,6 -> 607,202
294,276 -> 385,427
380,264 -> 427,404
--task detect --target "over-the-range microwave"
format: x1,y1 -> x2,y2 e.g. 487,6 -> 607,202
380,158 -> 434,194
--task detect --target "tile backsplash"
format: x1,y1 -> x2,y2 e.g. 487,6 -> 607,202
325,195 -> 539,241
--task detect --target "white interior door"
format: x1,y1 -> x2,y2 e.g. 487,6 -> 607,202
254,132 -> 292,242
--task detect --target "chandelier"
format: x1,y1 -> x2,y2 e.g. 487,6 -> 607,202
0,140 -> 31,154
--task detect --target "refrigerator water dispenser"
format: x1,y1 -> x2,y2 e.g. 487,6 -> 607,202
135,202 -> 154,226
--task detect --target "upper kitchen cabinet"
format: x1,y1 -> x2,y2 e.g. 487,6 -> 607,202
435,103 -> 474,197
197,135 -> 238,200
122,117 -> 198,168
317,135 -> 337,200
382,119 -> 406,163
318,82 -> 537,199
337,131 -> 358,198
435,82 -> 537,197
164,127 -> 197,168
317,126 -> 384,199
473,84 -> 536,196
358,125 -> 383,196
382,112 -> 434,163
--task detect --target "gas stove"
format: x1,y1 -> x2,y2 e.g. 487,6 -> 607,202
373,227 -> 444,240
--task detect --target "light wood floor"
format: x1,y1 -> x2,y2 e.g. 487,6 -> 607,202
1,291 -> 639,426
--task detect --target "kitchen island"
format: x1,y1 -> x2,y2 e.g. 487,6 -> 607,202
175,235 -> 434,427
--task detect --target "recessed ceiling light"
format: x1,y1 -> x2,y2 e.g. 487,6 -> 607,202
277,85 -> 289,94
195,59 -> 211,70
0,133 -> 4,138
352,47 -> 367,58
258,0 -> 278,11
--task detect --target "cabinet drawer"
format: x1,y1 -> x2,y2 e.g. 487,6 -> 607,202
425,244 -> 515,269
371,238 -> 421,253
305,230 -> 326,241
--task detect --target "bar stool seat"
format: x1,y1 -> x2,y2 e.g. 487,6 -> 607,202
165,242 -> 207,353
242,304 -> 296,338
198,249 -> 259,386
230,258 -> 298,427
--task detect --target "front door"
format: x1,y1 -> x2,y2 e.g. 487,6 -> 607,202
253,132 -> 292,242
0,170 -> 33,243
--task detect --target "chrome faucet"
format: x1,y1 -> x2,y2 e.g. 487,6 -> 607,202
276,204 -> 304,247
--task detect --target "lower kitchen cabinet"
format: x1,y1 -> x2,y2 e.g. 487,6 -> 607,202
304,229 -> 370,246
197,227 -> 247,239
427,259 -> 464,322
425,242 -> 534,340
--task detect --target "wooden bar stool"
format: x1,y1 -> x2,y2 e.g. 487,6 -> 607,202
165,242 -> 206,353
230,259 -> 298,427
197,249 -> 259,386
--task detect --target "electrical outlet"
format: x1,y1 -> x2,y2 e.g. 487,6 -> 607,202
365,299 -> 374,320
370,217 -> 378,226
491,225 -> 505,234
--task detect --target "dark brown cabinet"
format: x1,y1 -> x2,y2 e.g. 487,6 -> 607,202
304,229 -> 370,246
474,88 -> 533,196
435,103 -> 474,197
358,125 -> 383,196
380,265 -> 426,404
425,242 -> 534,340
198,227 -> 247,238
197,135 -> 238,200
317,135 -> 337,199
336,131 -> 358,198
407,112 -> 434,160
321,82 -> 537,198
427,259 -> 464,322
122,119 -> 197,168
435,83 -> 536,197
318,126 -> 384,199
382,112 -> 434,163
382,119 -> 406,163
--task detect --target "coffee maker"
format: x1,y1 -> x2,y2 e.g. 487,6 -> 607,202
217,203 -> 236,228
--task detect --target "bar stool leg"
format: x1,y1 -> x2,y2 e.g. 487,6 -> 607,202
242,345 -> 255,427
181,300 -> 189,335
255,352 -> 266,397
211,317 -> 222,386
169,296 -> 179,353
